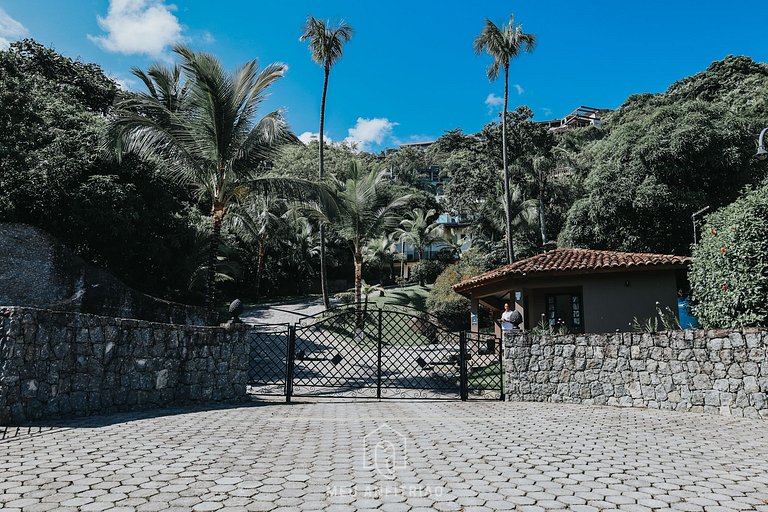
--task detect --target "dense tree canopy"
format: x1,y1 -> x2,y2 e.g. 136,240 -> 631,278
0,39 -> 200,298
559,56 -> 768,255
4,39 -> 768,329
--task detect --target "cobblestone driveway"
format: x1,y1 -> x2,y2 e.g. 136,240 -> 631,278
1,401 -> 767,511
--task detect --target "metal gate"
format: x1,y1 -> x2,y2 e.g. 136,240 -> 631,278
247,306 -> 504,401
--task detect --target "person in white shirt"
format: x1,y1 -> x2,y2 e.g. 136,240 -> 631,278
500,302 -> 522,331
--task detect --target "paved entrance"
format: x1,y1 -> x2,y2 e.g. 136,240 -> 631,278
2,401 -> 767,511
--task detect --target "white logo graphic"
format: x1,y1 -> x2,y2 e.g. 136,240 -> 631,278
363,424 -> 407,479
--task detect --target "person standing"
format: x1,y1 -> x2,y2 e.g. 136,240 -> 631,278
500,302 -> 522,332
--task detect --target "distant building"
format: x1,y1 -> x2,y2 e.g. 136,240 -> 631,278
537,106 -> 610,133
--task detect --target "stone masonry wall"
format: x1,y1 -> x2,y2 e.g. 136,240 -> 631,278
505,328 -> 768,419
0,307 -> 250,425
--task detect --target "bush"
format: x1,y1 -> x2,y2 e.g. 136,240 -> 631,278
689,182 -> 768,327
411,260 -> 445,285
426,249 -> 490,331
334,291 -> 355,305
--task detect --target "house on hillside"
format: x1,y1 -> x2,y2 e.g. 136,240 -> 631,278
536,106 -> 611,133
453,248 -> 691,335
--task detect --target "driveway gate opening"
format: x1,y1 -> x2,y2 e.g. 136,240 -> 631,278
247,305 -> 504,401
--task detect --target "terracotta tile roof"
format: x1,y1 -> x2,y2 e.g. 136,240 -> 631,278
453,248 -> 691,294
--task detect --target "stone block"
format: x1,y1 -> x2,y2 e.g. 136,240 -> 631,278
704,390 -> 720,406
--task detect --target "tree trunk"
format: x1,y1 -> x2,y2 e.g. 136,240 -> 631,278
205,204 -> 225,324
254,234 -> 267,299
502,64 -> 515,264
354,249 -> 363,325
417,248 -> 425,286
538,184 -> 548,245
319,66 -> 331,308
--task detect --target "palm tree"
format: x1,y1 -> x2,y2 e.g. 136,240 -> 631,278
474,16 -> 536,263
315,162 -> 409,314
226,195 -> 286,300
363,234 -> 397,286
282,209 -> 321,296
533,155 -> 554,245
300,16 -> 354,309
109,45 -> 320,320
130,62 -> 187,113
394,208 -> 445,263
360,280 -> 385,318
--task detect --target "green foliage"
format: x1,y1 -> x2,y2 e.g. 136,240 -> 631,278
689,182 -> 768,327
426,249 -> 491,330
273,141 -> 377,181
411,260 -> 445,285
631,303 -> 681,333
560,56 -> 768,255
530,319 -> 570,336
334,291 -> 355,305
0,39 -> 199,299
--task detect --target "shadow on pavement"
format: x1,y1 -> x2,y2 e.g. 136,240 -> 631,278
9,400 -> 288,431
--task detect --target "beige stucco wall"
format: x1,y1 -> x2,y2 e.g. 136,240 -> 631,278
581,271 -> 678,333
477,270 -> 680,334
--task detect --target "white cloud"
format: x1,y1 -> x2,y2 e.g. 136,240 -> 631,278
513,83 -> 524,95
201,31 -> 215,44
89,0 -> 183,57
0,8 -> 28,50
485,93 -> 503,107
109,74 -> 138,91
485,93 -> 504,115
344,117 -> 398,151
541,107 -> 553,117
298,132 -> 333,145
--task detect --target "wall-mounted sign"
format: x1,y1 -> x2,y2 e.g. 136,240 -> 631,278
515,291 -> 522,301
470,313 -> 478,326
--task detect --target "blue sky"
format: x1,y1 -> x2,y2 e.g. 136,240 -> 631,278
2,1 -> 768,152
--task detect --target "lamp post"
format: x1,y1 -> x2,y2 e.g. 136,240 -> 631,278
691,205 -> 709,244
757,127 -> 768,160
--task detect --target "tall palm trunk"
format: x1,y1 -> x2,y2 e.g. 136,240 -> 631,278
502,64 -> 514,264
538,184 -> 548,245
318,65 -> 331,307
417,247 -> 425,286
206,203 -> 225,324
354,249 -> 363,325
254,234 -> 267,299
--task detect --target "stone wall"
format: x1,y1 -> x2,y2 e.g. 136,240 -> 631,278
505,328 -> 768,419
0,307 -> 250,425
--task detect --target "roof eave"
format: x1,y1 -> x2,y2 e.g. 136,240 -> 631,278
452,262 -> 690,297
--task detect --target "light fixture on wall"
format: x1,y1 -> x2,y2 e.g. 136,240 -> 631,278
624,280 -> 631,287
757,127 -> 768,161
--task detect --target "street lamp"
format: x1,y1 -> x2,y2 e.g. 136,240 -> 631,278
757,127 -> 768,160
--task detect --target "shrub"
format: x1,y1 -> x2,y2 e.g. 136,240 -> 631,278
689,182 -> 768,327
411,260 -> 445,285
334,291 -> 355,305
426,249 -> 490,331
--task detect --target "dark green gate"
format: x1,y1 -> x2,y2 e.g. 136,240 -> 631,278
247,305 -> 504,401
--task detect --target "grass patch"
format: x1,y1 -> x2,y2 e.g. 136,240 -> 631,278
366,284 -> 432,311
468,361 -> 502,391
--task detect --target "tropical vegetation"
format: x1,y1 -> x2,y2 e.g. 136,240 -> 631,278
2,20 -> 768,330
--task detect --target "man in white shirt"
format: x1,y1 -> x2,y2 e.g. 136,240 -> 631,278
500,302 -> 522,332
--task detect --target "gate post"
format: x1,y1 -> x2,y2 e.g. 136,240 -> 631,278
459,331 -> 468,401
285,325 -> 296,403
497,335 -> 506,401
376,308 -> 383,399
